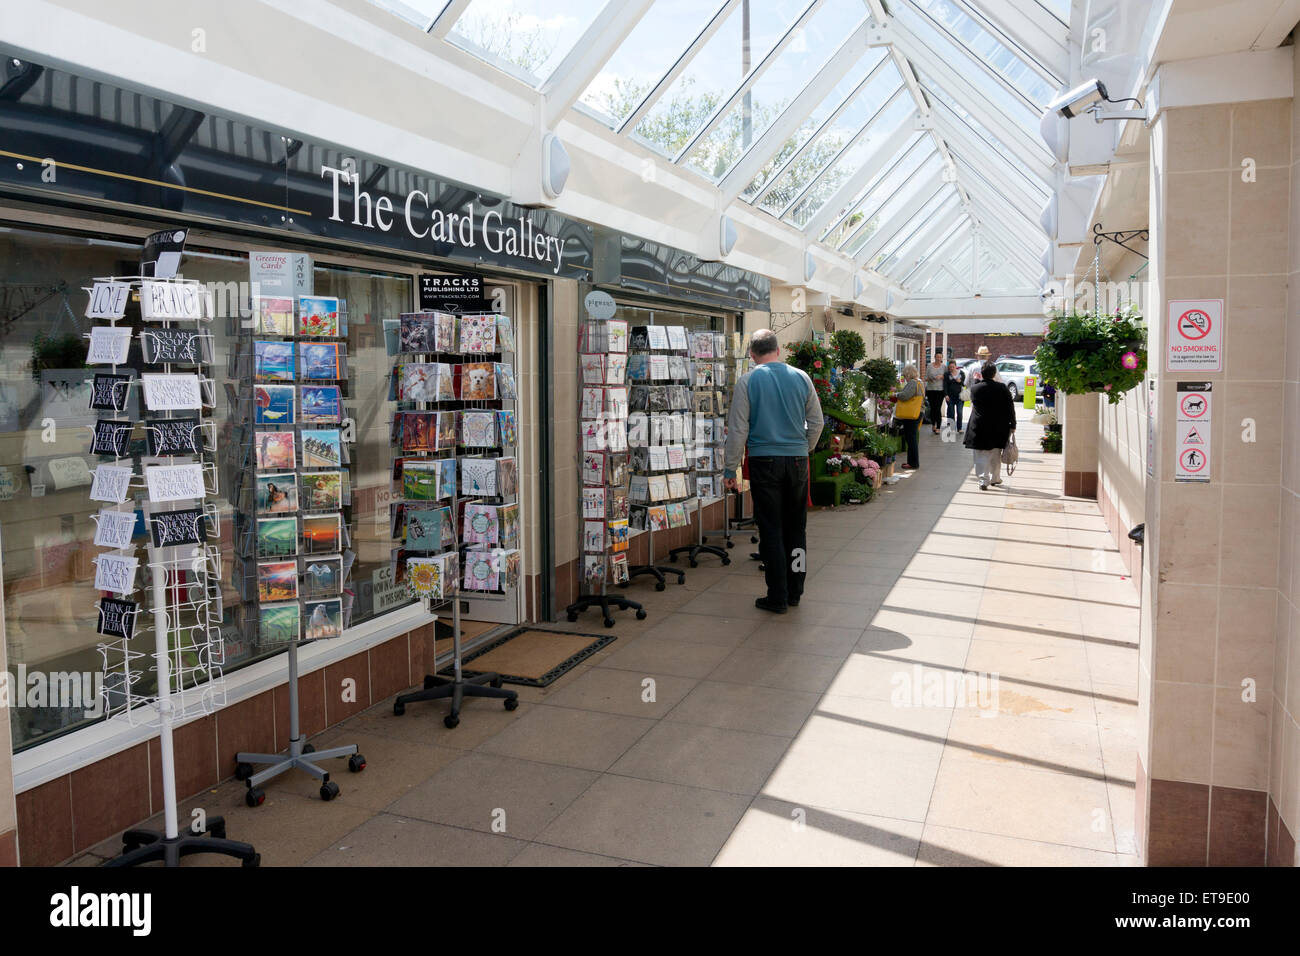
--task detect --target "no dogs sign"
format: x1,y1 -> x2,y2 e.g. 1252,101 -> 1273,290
1167,299 -> 1222,372
1175,382 -> 1212,483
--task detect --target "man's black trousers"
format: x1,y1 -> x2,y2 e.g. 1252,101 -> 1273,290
749,455 -> 809,606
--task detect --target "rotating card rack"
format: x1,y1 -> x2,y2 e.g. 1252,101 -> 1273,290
567,303 -> 647,626
86,273 -> 258,867
231,294 -> 365,806
669,331 -> 733,568
388,309 -> 519,727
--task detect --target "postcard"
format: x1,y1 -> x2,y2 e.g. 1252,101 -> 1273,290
256,473 -> 299,514
141,373 -> 203,411
401,460 -> 443,501
298,295 -> 340,337
459,313 -> 496,353
91,419 -> 132,458
254,384 -> 295,425
258,601 -> 300,643
300,385 -> 341,425
143,327 -> 210,365
96,597 -> 138,639
495,315 -> 516,352
255,431 -> 296,471
254,340 -> 295,381
301,512 -> 342,554
463,503 -> 499,546
301,471 -> 342,511
87,326 -> 132,366
256,516 -> 298,558
94,509 -> 137,549
496,411 -> 518,446
457,362 -> 496,400
460,410 -> 496,448
93,552 -> 138,594
144,462 -> 205,503
302,556 -> 343,598
150,507 -> 207,549
90,373 -> 133,412
90,464 -> 133,504
298,342 -> 342,380
301,429 -> 342,468
257,560 -> 299,602
254,296 -> 294,335
303,597 -> 343,639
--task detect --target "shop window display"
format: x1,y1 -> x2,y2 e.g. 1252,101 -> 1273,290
0,224 -> 414,751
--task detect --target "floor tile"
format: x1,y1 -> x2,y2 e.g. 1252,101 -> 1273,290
609,721 -> 790,794
476,705 -> 655,771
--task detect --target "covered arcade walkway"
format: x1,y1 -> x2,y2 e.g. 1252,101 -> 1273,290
71,411 -> 1139,866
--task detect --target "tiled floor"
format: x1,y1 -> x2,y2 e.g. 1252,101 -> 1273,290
74,410 -> 1142,866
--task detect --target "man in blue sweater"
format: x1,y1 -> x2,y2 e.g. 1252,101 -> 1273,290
724,329 -> 824,614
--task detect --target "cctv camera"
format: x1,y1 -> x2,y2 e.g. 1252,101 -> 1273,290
1047,79 -> 1108,119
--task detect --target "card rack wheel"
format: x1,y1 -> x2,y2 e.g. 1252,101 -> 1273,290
603,616 -> 615,628
424,675 -> 438,690
655,581 -> 666,591
243,854 -> 261,868
320,781 -> 340,801
246,787 -> 266,808
444,714 -> 460,729
234,761 -> 255,782
567,612 -> 578,622
635,609 -> 647,620
208,819 -> 226,840
726,540 -> 735,548
302,743 -> 315,755
504,698 -> 518,711
750,535 -> 758,544
670,554 -> 679,563
393,700 -> 406,716
348,754 -> 366,773
490,677 -> 503,688
689,558 -> 698,568
122,837 -> 142,854
721,556 -> 731,566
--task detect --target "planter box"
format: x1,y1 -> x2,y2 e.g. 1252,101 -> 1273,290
870,472 -> 883,490
883,463 -> 895,479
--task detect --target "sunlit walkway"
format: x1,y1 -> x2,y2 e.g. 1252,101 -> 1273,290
72,411 -> 1140,866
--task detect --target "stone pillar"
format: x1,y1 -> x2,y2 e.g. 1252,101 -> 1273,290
1141,79 -> 1291,864
1062,392 -> 1099,498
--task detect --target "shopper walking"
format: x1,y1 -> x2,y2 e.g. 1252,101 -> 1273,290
964,362 -> 1016,490
724,329 -> 823,614
924,351 -> 946,434
894,364 -> 924,471
944,359 -> 965,432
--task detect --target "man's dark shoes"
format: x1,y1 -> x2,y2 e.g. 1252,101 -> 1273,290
755,597 -> 788,614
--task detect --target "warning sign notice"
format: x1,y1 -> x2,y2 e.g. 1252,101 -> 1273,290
1167,299 -> 1223,372
1174,382 -> 1212,482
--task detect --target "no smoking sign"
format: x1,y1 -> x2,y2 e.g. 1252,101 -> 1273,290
1167,299 -> 1222,371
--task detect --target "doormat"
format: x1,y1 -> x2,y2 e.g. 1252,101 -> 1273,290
438,628 -> 616,687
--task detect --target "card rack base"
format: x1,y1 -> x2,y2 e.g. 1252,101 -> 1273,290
621,563 -> 685,591
235,640 -> 365,805
565,592 -> 647,628
106,819 -> 260,867
668,542 -> 731,568
393,595 -> 518,728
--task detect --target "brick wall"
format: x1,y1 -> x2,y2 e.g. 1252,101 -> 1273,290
940,334 -> 1043,361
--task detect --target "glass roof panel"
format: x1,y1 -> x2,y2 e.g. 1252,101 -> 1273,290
876,190 -> 961,271
906,0 -> 1055,104
1035,0 -> 1071,27
824,139 -> 936,248
630,0 -> 809,158
870,186 -> 957,270
891,0 -> 1042,134
682,0 -> 871,181
841,151 -> 945,257
447,0 -> 610,86
755,73 -> 911,218
900,215 -> 967,281
365,0 -> 445,30
735,49 -> 887,200
577,0 -> 727,128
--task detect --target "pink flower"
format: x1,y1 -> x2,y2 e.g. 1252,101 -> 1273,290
1104,384 -> 1113,391
813,360 -> 823,369
1121,351 -> 1139,370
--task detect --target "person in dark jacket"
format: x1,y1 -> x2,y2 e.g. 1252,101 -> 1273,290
943,360 -> 965,433
963,363 -> 1016,490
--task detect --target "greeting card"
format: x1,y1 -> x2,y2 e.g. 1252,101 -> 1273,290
300,385 -> 342,424
646,326 -> 669,350
460,457 -> 498,496
256,516 -> 298,558
304,598 -> 343,639
496,411 -> 518,446
259,602 -> 300,643
495,363 -> 517,400
146,416 -> 201,457
298,295 -> 340,337
580,354 -> 605,385
583,520 -> 604,553
301,471 -> 343,511
456,362 -> 496,400
302,513 -> 342,554
254,384 -> 295,425
459,314 -> 496,353
666,326 -> 688,351
94,509 -> 137,549
298,342 -> 342,380
463,503 -> 500,546
460,410 -> 497,447
90,419 -> 132,458
495,315 -> 516,352
150,507 -> 208,549
254,296 -> 294,335
87,326 -> 132,366
301,429 -> 343,468
90,373 -> 133,413
256,473 -> 299,513
255,431 -> 296,470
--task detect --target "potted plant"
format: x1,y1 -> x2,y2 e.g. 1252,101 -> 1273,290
825,455 -> 845,476
1035,305 -> 1147,404
845,480 -> 874,504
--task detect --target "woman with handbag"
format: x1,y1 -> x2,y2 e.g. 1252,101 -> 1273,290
894,365 -> 924,470
964,362 -> 1016,490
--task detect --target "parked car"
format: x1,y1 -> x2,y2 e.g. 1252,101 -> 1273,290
993,358 -> 1039,402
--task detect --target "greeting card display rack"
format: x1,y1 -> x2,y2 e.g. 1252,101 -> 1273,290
669,331 -> 733,568
567,305 -> 646,626
85,272 -> 258,866
230,293 -> 364,805
388,309 -> 519,726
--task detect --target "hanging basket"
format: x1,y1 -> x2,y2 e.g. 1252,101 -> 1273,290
1035,308 -> 1147,405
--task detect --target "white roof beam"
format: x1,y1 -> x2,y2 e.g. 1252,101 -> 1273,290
949,151 -> 1044,229
675,0 -> 825,163
805,123 -> 922,240
718,18 -> 874,203
927,95 -> 1053,194
966,214 -> 1041,275
542,0 -> 656,127
875,192 -> 961,274
902,219 -> 970,286
616,0 -> 740,136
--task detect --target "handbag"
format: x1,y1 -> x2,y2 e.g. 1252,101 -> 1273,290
959,386 -> 971,402
1001,433 -> 1019,475
894,390 -> 924,420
